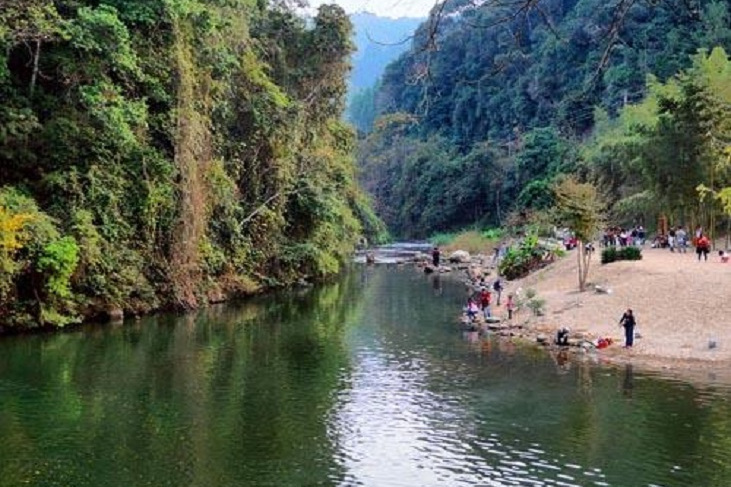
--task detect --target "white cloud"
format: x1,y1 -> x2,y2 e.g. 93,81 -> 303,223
307,0 -> 433,18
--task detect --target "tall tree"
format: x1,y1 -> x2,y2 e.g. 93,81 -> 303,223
554,177 -> 604,292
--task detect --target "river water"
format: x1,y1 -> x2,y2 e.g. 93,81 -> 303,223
1,266 -> 731,487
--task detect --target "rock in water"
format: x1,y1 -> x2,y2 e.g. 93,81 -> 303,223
709,338 -> 718,349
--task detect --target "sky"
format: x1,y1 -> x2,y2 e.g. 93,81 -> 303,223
307,0 -> 433,18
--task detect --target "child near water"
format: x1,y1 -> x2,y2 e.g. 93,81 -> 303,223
465,298 -> 479,322
506,294 -> 515,320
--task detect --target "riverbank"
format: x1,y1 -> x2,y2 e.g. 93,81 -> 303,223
494,246 -> 731,384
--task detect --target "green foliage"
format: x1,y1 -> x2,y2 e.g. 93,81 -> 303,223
429,230 -> 493,254
586,47 -> 731,231
68,5 -> 141,80
0,187 -> 82,328
429,227 -> 503,253
37,236 -> 79,300
601,246 -> 643,264
482,227 -> 505,241
517,288 -> 544,316
358,0 -> 731,238
0,0 -> 379,328
553,177 -> 604,291
525,297 -> 546,317
553,177 -> 604,243
358,126 -> 510,238
347,83 -> 379,134
429,232 -> 456,247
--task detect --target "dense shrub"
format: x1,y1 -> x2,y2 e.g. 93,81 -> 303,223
499,234 -> 558,280
601,246 -> 643,264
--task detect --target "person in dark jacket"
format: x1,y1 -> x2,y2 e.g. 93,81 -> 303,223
432,247 -> 441,267
619,309 -> 636,348
492,279 -> 503,305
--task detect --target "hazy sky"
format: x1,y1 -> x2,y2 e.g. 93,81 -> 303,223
308,0 -> 433,18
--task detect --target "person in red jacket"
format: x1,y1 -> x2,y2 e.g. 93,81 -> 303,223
696,234 -> 710,261
479,287 -> 492,318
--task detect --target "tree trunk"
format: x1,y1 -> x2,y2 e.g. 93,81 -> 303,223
30,40 -> 41,96
577,241 -> 585,291
576,239 -> 592,292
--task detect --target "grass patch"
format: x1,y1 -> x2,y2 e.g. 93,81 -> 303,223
430,229 -> 499,255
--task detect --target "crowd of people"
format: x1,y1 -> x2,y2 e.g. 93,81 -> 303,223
600,224 -> 721,262
602,225 -> 646,247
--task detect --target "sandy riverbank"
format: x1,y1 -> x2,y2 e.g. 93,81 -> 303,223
486,246 -> 731,384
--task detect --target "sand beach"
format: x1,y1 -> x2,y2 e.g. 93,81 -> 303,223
498,245 -> 731,382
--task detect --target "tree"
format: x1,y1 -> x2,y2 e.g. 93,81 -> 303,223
553,177 -> 604,292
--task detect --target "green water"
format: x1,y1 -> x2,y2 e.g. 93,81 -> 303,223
1,266 -> 731,487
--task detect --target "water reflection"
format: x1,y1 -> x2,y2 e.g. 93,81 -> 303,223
431,274 -> 443,296
1,267 -> 731,487
623,364 -> 635,398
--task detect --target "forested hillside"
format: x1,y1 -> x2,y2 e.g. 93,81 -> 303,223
359,0 -> 731,238
0,0 -> 384,329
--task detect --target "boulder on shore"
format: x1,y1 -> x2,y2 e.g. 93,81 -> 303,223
449,250 -> 471,263
467,265 -> 485,280
107,308 -> 124,322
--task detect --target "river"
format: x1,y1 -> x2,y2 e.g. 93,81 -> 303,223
1,265 -> 731,487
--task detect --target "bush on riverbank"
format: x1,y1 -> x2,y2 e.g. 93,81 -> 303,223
601,246 -> 643,264
499,234 -> 558,280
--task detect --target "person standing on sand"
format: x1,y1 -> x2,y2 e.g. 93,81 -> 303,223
619,309 -> 636,348
506,294 -> 515,320
676,226 -> 687,253
493,278 -> 503,305
696,235 -> 710,261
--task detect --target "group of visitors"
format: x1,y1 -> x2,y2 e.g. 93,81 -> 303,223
600,222 -> 718,262
465,277 -> 515,322
665,225 -> 689,252
660,225 -> 712,261
602,226 -> 646,247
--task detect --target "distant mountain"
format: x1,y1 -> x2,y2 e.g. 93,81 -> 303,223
347,13 -> 422,133
349,12 -> 423,91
